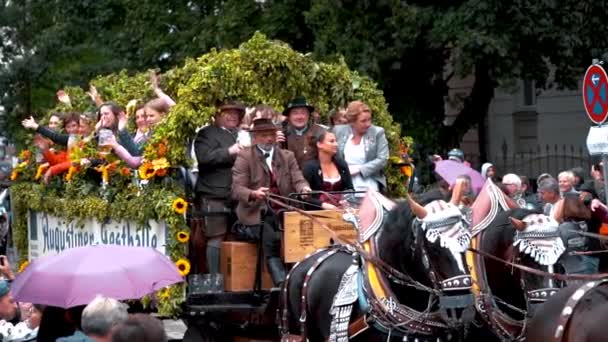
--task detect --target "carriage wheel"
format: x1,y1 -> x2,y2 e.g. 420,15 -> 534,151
182,325 -> 217,342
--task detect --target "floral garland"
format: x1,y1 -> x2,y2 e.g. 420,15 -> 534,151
10,141 -> 189,317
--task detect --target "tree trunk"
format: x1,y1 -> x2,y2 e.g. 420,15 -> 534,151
439,62 -> 495,155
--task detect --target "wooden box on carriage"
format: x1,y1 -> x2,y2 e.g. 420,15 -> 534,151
282,210 -> 358,263
220,241 -> 274,291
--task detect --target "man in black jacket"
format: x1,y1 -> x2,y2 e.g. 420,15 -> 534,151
194,100 -> 246,274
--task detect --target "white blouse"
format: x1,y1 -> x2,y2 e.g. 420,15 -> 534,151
344,136 -> 378,193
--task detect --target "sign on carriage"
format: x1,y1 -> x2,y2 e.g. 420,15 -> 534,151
583,64 -> 608,125
283,210 -> 357,263
27,211 -> 167,260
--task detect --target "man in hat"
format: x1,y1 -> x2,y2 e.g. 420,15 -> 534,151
194,100 -> 246,274
281,96 -> 326,169
232,118 -> 311,286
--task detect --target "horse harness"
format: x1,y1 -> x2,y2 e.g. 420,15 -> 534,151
552,278 -> 608,342
280,193 -> 473,341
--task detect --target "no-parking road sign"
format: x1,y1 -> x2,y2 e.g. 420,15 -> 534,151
583,64 -> 608,125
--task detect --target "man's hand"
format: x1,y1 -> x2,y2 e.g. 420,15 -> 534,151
21,117 -> 39,130
228,143 -> 243,155
276,130 -> 286,144
0,256 -> 14,280
321,202 -> 337,210
250,187 -> 269,201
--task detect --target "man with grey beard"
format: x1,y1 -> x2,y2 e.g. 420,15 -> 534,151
232,118 -> 311,286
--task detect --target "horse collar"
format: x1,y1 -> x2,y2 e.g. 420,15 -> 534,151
553,278 -> 608,342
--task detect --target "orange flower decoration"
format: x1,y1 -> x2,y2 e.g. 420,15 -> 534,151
19,150 -> 32,160
65,165 -> 80,182
157,143 -> 168,158
120,167 -> 131,177
10,171 -> 17,181
156,168 -> 167,177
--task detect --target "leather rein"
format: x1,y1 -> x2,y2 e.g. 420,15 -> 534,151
266,193 -> 437,294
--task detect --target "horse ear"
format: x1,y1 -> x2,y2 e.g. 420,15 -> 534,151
553,200 -> 564,223
451,178 -> 465,205
509,217 -> 528,231
407,196 -> 427,219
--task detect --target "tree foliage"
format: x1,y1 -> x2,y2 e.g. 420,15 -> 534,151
2,0 -> 608,159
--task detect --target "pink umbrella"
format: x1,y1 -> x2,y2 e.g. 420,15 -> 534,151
434,160 -> 485,193
11,245 -> 184,308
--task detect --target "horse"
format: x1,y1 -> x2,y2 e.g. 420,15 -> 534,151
524,195 -> 608,342
466,208 -> 571,341
461,179 -> 572,341
525,279 -> 608,342
280,188 -> 476,342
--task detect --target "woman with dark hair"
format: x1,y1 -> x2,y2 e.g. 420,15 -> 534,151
302,131 -> 354,210
36,306 -> 75,342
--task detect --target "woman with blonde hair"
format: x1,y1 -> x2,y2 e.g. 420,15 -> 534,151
332,100 -> 389,193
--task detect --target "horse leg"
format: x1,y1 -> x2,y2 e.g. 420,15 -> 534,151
286,251 -> 355,341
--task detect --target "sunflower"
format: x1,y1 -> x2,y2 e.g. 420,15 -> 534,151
172,198 -> 188,215
120,167 -> 132,177
18,261 -> 29,273
138,162 -> 156,180
158,287 -> 171,300
175,258 -> 191,277
152,157 -> 170,171
176,231 -> 190,243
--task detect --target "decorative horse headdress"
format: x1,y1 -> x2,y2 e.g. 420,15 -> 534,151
510,214 -> 565,266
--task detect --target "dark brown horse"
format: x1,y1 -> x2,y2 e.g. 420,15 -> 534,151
280,190 -> 475,342
526,279 -> 608,342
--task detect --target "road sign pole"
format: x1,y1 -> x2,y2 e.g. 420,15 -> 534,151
602,153 -> 608,201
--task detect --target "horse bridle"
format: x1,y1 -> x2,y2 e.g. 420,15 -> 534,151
412,215 -> 473,294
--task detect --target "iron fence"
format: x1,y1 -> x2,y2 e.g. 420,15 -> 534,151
467,144 -> 591,179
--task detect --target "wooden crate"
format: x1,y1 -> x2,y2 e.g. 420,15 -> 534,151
220,241 -> 273,291
283,210 -> 357,263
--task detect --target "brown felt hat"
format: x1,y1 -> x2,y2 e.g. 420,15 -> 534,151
249,118 -> 278,132
217,99 -> 246,116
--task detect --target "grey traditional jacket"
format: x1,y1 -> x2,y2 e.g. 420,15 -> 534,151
331,124 -> 389,189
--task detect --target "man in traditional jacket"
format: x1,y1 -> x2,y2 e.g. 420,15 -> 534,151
194,100 -> 246,274
280,96 -> 326,169
232,118 -> 311,285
